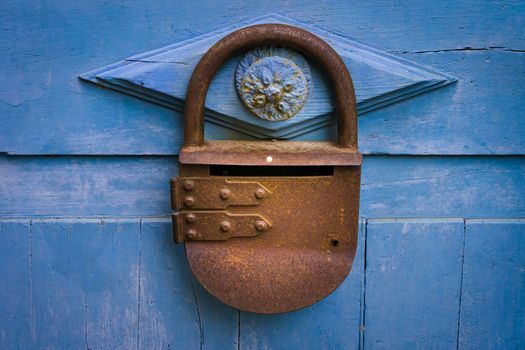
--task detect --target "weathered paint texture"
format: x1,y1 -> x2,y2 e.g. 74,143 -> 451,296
1,1 -> 524,154
1,155 -> 523,218
0,0 -> 524,349
459,220 -> 525,350
79,14 -> 455,138
364,220 -> 464,349
1,219 -> 523,349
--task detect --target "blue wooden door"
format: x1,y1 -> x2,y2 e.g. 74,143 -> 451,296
1,1 -> 524,349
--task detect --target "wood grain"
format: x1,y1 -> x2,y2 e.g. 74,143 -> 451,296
0,220 -> 31,349
459,220 -> 525,349
0,1 -> 523,349
79,14 -> 455,139
1,155 -> 523,218
0,219 -> 239,349
3,219 -> 521,349
30,219 -> 140,349
364,219 -> 464,349
0,0 -> 523,155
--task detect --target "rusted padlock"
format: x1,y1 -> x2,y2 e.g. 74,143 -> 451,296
171,24 -> 361,314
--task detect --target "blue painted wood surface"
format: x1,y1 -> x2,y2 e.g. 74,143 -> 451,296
0,1 -> 524,155
79,14 -> 456,139
0,1 -> 524,349
1,155 -> 523,218
364,220 -> 464,349
3,219 -> 523,349
0,220 -> 31,349
0,219 -> 240,349
0,219 -> 363,349
459,220 -> 525,349
30,219 -> 140,348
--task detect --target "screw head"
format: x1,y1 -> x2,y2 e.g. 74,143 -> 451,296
186,229 -> 197,239
255,220 -> 268,232
219,188 -> 231,200
254,188 -> 266,199
183,180 -> 194,191
219,221 -> 231,233
184,196 -> 195,207
185,213 -> 196,224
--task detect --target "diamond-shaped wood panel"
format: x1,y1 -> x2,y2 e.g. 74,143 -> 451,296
80,13 -> 456,138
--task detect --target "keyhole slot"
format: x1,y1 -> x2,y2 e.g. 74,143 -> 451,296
210,165 -> 334,177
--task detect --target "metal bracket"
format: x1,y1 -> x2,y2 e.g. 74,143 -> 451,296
171,177 -> 271,210
172,177 -> 272,242
173,211 -> 271,243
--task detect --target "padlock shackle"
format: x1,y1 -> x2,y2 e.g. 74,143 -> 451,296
183,24 -> 358,149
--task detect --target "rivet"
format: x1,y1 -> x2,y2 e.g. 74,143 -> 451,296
184,196 -> 194,207
219,188 -> 231,200
254,188 -> 266,199
219,221 -> 231,233
183,180 -> 194,191
185,213 -> 196,224
255,220 -> 268,232
186,229 -> 197,239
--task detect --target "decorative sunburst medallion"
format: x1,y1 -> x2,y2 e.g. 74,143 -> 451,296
235,46 -> 312,121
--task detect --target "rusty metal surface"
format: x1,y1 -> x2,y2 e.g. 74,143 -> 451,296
183,24 -> 357,149
173,211 -> 270,243
179,140 -> 362,166
173,24 -> 361,313
183,166 -> 361,313
171,177 -> 271,210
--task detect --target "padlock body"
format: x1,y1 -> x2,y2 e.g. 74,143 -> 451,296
174,163 -> 360,314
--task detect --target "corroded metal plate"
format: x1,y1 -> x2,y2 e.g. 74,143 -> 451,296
180,165 -> 360,314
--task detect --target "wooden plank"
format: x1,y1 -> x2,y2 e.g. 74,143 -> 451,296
83,219 -> 141,350
351,50 -> 525,155
0,155 -> 178,217
0,219 -> 31,350
30,219 -> 141,349
30,219 -> 86,348
360,156 -> 525,218
0,51 -> 522,156
458,220 -> 525,350
2,218 -> 239,349
1,155 -> 523,218
4,218 -> 522,349
139,218 -> 238,350
364,219 -> 464,349
239,221 -> 365,350
0,1 -> 523,155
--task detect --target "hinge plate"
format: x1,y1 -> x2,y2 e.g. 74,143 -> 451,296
171,177 -> 271,210
173,211 -> 271,243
